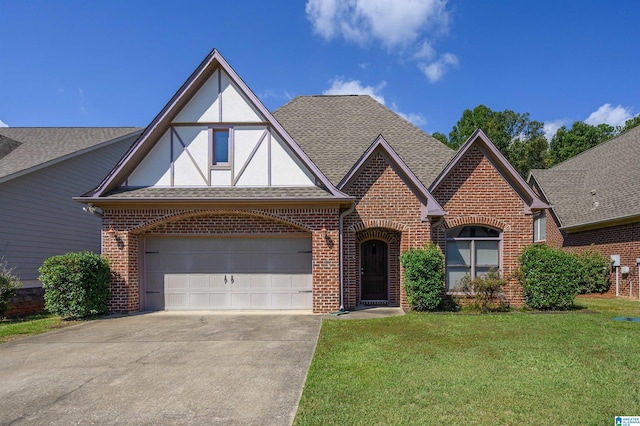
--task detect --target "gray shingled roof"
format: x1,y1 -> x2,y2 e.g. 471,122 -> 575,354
530,125 -> 640,229
101,186 -> 336,199
0,127 -> 142,180
273,95 -> 455,188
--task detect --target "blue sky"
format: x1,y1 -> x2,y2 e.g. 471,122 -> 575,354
1,0 -> 638,139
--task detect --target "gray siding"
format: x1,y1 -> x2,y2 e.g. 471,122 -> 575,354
0,139 -> 134,285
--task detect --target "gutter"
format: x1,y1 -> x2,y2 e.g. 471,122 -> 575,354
339,202 -> 356,311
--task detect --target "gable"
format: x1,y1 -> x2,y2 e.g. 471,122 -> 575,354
126,67 -> 315,188
88,50 -> 346,200
433,144 -> 525,213
430,129 -> 548,214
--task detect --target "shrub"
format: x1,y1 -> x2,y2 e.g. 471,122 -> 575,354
459,269 -> 509,313
517,244 -> 580,310
0,258 -> 21,316
38,251 -> 111,318
400,244 -> 444,311
575,250 -> 610,294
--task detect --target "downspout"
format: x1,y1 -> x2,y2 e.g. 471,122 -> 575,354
339,203 -> 356,312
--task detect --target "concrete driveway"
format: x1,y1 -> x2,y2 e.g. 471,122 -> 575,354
0,312 -> 322,425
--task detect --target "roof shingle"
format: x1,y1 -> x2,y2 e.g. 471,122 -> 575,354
273,95 -> 454,188
0,127 -> 142,180
530,125 -> 640,228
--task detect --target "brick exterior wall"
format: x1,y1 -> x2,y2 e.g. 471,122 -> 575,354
4,287 -> 45,317
432,145 -> 534,305
101,208 -> 340,313
342,152 -> 431,309
546,216 -> 640,297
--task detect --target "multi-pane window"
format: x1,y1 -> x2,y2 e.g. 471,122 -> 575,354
446,226 -> 501,292
212,129 -> 230,166
533,211 -> 546,242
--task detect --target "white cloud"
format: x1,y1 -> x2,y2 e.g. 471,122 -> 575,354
419,53 -> 458,83
584,103 -> 633,127
413,40 -> 435,60
306,0 -> 449,50
543,119 -> 567,141
323,77 -> 387,104
306,0 -> 457,83
0,119 -> 8,127
323,78 -> 427,127
397,110 -> 428,127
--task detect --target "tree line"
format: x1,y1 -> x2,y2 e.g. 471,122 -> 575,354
432,105 -> 640,177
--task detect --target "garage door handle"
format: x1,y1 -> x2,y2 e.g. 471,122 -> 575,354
231,275 -> 234,284
298,290 -> 312,293
224,275 -> 227,284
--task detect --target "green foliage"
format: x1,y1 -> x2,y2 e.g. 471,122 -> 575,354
619,115 -> 640,134
38,251 -> 111,318
400,244 -> 444,311
0,258 -> 22,316
575,250 -> 610,294
517,245 -> 580,310
446,104 -> 548,177
459,269 -> 509,313
431,131 -> 450,146
549,121 -> 616,165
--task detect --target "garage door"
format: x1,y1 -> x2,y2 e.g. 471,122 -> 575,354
143,236 -> 312,310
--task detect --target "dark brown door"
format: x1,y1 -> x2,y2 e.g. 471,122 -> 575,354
361,240 -> 388,301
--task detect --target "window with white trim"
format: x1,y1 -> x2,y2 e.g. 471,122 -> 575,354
446,226 -> 501,292
533,211 -> 546,242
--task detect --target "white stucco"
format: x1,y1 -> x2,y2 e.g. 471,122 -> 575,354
235,139 -> 268,186
128,131 -> 172,186
173,127 -> 209,186
271,134 -> 315,186
173,69 -> 221,123
220,72 -> 264,122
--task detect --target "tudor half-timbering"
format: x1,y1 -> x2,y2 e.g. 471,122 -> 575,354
78,49 -> 547,313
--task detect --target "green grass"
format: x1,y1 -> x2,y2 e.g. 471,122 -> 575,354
0,314 -> 77,343
295,298 -> 640,425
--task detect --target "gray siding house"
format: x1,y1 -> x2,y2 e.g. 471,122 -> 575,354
0,128 -> 141,314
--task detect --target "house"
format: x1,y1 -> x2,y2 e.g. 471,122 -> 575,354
76,49 -> 547,313
0,128 -> 141,315
529,125 -> 640,298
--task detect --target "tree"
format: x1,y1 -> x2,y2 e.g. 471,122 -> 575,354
619,115 -> 640,134
549,121 -> 616,165
446,105 -> 548,177
431,131 -> 450,146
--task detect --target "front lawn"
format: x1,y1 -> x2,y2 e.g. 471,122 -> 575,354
295,298 -> 640,425
0,314 -> 77,343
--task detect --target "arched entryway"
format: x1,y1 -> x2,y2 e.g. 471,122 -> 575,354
360,239 -> 388,301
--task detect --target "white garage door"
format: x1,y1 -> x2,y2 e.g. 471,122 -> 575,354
144,237 -> 312,310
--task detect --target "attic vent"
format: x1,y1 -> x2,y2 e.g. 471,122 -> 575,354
0,135 -> 22,160
590,190 -> 599,210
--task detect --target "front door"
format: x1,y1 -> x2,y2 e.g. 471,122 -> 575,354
360,240 -> 388,301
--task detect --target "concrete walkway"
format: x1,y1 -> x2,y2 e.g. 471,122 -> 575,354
0,313 -> 321,426
325,305 -> 406,320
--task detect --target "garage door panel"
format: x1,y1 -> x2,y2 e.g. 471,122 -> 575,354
144,236 -> 312,310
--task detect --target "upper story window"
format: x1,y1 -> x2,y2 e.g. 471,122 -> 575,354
212,128 -> 231,167
445,226 -> 501,292
533,211 -> 546,242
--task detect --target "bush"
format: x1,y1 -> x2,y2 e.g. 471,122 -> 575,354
0,258 -> 21,316
517,245 -> 580,310
459,268 -> 509,313
575,250 -> 610,294
38,251 -> 111,318
400,244 -> 444,311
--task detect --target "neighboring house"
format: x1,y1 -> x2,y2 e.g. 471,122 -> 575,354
529,126 -> 640,298
76,49 -> 547,313
0,128 -> 141,315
